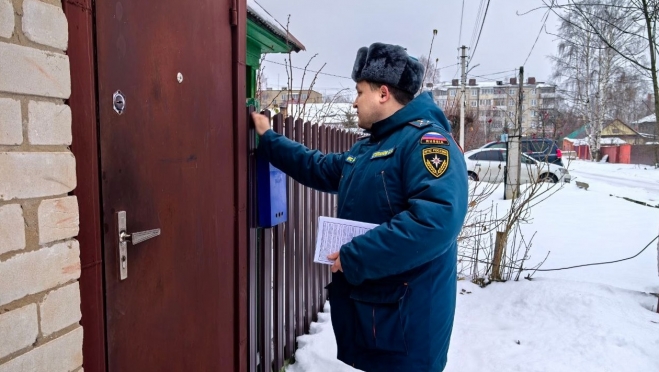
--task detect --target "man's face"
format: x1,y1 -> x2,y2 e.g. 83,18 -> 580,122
353,81 -> 382,129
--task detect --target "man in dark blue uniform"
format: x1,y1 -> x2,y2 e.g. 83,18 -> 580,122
252,42 -> 468,371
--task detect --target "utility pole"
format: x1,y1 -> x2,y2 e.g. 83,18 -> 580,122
459,45 -> 467,149
505,67 -> 523,200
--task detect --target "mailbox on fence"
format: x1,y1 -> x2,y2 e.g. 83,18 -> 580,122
257,154 -> 288,228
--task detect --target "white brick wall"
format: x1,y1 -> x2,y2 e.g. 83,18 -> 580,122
0,327 -> 83,372
37,196 -> 79,244
0,0 -> 13,39
28,101 -> 72,145
0,0 -> 81,370
22,0 -> 68,50
0,43 -> 71,99
0,240 -> 80,306
0,304 -> 38,359
0,204 -> 26,255
0,152 -> 76,201
39,283 -> 82,337
0,98 -> 22,145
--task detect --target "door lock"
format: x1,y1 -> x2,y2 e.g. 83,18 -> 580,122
117,211 -> 160,280
113,90 -> 126,114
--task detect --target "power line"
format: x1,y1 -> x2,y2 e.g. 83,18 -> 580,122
469,0 -> 486,52
459,234 -> 659,273
470,0 -> 491,61
263,59 -> 353,80
523,6 -> 552,66
263,60 -> 459,82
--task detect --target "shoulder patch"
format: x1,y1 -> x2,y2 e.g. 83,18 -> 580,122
408,119 -> 432,128
371,148 -> 396,159
422,147 -> 449,178
345,155 -> 356,164
420,131 -> 450,146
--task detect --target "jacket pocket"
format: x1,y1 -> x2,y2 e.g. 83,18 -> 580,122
350,284 -> 408,354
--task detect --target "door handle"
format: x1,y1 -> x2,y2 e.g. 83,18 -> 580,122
475,163 -> 481,166
117,211 -> 161,281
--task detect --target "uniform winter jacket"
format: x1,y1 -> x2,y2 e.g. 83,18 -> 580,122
257,92 -> 468,371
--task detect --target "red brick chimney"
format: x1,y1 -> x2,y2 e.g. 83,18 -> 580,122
452,79 -> 459,86
527,77 -> 536,84
510,78 -> 517,85
468,78 -> 476,86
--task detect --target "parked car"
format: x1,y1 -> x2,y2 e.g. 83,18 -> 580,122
481,138 -> 564,166
464,148 -> 571,184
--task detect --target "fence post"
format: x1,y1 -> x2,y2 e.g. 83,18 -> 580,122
284,116 -> 296,360
272,115 -> 285,369
293,118 -> 305,338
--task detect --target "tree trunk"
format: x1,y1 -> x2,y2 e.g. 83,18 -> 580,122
641,0 -> 659,166
491,231 -> 507,281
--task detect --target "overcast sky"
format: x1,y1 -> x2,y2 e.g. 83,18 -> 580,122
254,0 -> 561,97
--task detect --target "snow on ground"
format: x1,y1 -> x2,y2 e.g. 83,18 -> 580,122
286,160 -> 659,372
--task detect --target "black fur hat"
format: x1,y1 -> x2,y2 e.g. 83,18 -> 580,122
351,42 -> 424,95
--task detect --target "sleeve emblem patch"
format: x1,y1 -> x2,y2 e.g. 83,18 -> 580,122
345,156 -> 356,164
422,147 -> 450,178
420,132 -> 450,145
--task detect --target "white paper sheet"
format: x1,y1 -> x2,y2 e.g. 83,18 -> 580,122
314,216 -> 378,265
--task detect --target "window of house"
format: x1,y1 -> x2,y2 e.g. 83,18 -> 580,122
531,99 -> 537,106
450,90 -> 457,97
471,89 -> 478,97
531,110 -> 536,117
292,94 -> 299,101
531,89 -> 536,95
509,99 -> 514,106
471,100 -> 477,107
281,94 -> 288,101
301,94 -> 308,100
509,89 -> 515,95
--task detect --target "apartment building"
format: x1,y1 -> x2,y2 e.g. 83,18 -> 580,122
433,77 -> 557,136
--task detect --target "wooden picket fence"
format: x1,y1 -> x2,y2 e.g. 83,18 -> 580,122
247,107 -> 360,371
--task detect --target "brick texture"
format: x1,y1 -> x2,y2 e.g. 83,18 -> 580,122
0,42 -> 70,99
0,327 -> 83,372
39,283 -> 81,337
0,204 -> 26,255
0,152 -> 76,201
0,304 -> 38,359
28,101 -> 72,145
0,97 -> 22,145
0,240 -> 80,307
21,0 -> 68,50
0,0 -> 13,39
37,196 -> 79,244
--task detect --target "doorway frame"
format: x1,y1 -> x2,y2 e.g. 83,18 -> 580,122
63,0 -> 248,370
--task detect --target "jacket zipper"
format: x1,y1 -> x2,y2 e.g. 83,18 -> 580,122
380,171 -> 394,216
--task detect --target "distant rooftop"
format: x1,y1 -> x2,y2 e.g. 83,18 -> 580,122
632,114 -> 656,124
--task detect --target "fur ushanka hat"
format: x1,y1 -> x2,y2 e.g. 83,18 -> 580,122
351,42 -> 425,95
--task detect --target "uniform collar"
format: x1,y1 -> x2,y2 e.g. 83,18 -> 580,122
368,107 -> 418,142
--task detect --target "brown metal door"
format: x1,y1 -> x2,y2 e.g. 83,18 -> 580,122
95,1 -> 237,370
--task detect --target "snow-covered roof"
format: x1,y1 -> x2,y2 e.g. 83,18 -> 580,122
246,0 -> 305,52
572,137 -> 627,146
632,114 -> 656,124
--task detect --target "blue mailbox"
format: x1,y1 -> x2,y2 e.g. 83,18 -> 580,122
257,154 -> 288,228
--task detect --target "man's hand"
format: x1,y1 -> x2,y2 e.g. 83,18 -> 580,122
251,112 -> 271,136
328,251 -> 343,273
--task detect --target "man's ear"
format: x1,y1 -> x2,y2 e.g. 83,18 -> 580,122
379,85 -> 391,103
